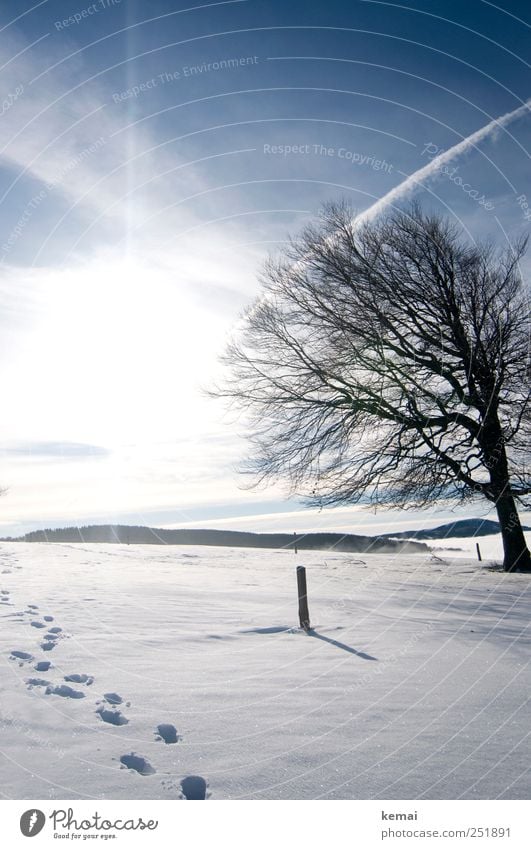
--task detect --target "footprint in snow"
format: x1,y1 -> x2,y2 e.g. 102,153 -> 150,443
30,621 -> 46,629
10,650 -> 34,665
181,775 -> 208,800
35,660 -> 52,672
103,692 -> 123,705
27,604 -> 38,610
1,590 -> 9,594
64,673 -> 93,685
45,684 -> 85,699
25,677 -> 51,689
96,707 -> 129,726
41,630 -> 63,648
43,615 -> 54,622
119,754 -> 155,775
155,723 -> 180,744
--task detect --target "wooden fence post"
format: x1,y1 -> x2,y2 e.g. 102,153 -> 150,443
296,565 -> 311,631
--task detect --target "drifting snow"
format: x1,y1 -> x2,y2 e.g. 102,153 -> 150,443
0,541 -> 529,800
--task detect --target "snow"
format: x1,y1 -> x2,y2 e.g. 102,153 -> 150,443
396,531 -> 531,562
0,541 -> 529,800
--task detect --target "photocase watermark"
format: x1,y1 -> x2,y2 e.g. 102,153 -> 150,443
506,510 -> 521,531
0,84 -> 24,116
0,189 -> 48,259
1,136 -> 106,260
111,56 -> 260,102
515,194 -> 531,222
18,807 -> 159,839
0,711 -> 66,759
51,807 -> 158,834
356,622 -> 436,687
331,561 -> 388,606
263,143 -> 393,172
421,142 -> 494,211
20,809 -> 46,837
51,136 -> 106,183
54,0 -> 121,31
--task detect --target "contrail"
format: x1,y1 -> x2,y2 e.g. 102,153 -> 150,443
240,98 -> 531,326
354,98 -> 531,226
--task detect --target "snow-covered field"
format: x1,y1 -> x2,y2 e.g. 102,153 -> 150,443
394,532 -> 530,562
0,541 -> 529,800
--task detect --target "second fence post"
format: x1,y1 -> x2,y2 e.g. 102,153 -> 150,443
296,565 -> 311,631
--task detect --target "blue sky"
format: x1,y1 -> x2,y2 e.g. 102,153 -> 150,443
0,0 -> 530,536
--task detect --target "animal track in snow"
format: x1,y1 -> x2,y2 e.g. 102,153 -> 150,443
41,641 -> 56,652
48,626 -> 62,633
43,615 -> 54,622
45,684 -> 85,699
27,604 -> 38,610
181,775 -> 208,800
119,754 -> 155,775
30,621 -> 46,629
96,707 -> 129,726
35,660 -> 52,672
155,723 -> 180,744
161,777 -> 180,794
64,673 -> 93,685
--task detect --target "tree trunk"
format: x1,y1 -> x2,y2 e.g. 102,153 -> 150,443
494,493 -> 531,572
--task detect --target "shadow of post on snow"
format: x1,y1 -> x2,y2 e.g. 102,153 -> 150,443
306,629 -> 378,661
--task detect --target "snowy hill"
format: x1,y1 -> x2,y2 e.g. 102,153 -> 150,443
6,524 -> 427,554
382,517 -> 531,540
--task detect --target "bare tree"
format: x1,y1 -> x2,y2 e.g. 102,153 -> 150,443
215,203 -> 531,572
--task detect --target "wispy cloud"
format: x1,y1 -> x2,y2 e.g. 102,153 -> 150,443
0,27 -> 228,262
1,441 -> 110,459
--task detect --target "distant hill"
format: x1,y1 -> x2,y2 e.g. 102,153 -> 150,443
4,524 -> 427,554
382,518 -> 531,541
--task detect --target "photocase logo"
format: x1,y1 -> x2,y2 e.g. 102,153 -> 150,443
20,809 -> 46,837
